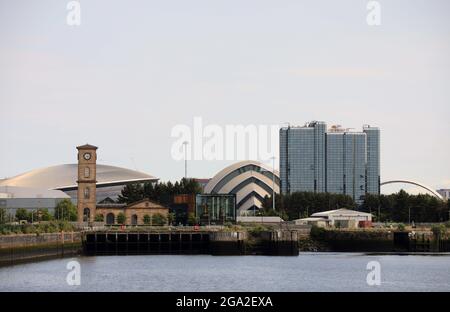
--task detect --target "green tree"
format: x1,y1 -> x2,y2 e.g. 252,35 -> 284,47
118,178 -> 202,206
117,212 -> 126,225
37,209 -> 53,221
54,199 -> 77,221
95,214 -> 104,222
167,212 -> 175,225
15,208 -> 30,222
143,214 -> 151,225
187,213 -> 197,226
0,208 -> 7,224
152,213 -> 167,226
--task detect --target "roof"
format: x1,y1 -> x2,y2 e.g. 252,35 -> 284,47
76,144 -> 98,150
311,208 -> 372,218
0,185 -> 70,199
295,217 -> 328,222
237,216 -> 284,223
204,160 -> 280,213
96,198 -> 168,209
0,164 -> 158,191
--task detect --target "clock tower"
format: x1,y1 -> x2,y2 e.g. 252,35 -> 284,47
76,144 -> 98,223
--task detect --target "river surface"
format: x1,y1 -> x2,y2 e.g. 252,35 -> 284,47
1,253 -> 449,292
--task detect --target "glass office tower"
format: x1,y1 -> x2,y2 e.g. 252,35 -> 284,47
280,122 -> 380,204
279,121 -> 326,194
363,125 -> 380,195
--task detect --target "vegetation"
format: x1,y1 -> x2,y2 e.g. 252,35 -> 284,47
95,214 -> 104,222
15,208 -> 53,222
0,221 -> 76,235
54,199 -> 78,221
143,214 -> 151,225
116,213 -> 126,225
310,225 -> 326,240
361,191 -> 448,223
261,192 -> 356,221
0,208 -> 6,224
167,212 -> 175,225
187,213 -> 198,226
152,213 -> 167,226
396,223 -> 406,231
431,224 -> 447,239
117,178 -> 202,206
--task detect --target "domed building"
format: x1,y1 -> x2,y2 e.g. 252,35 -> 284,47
0,163 -> 158,204
204,161 -> 280,216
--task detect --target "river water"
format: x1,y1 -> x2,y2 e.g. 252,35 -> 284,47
1,253 -> 449,292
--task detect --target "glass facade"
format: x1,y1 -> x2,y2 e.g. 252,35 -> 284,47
195,194 -> 236,225
279,121 -> 326,194
280,122 -> 380,204
363,126 -> 380,195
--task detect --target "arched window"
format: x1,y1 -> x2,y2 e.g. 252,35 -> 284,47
131,214 -> 138,226
84,187 -> 90,199
83,208 -> 90,222
84,167 -> 90,178
106,213 -> 115,225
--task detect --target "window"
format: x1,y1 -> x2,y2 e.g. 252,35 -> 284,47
84,187 -> 90,199
84,167 -> 90,178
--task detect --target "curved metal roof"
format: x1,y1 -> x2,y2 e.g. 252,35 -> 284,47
0,164 -> 158,191
204,160 -> 280,215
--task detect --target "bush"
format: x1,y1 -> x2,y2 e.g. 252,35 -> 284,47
15,208 -> 30,222
117,213 -> 126,225
152,213 -> 167,226
310,225 -> 326,240
143,214 -> 151,225
431,224 -> 446,238
187,213 -> 197,226
95,214 -> 104,222
396,223 -> 406,231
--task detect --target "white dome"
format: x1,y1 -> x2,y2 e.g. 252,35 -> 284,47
0,164 -> 158,191
204,160 -> 280,215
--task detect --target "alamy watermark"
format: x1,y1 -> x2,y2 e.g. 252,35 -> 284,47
66,1 -> 81,26
171,117 -> 279,162
66,260 -> 81,286
366,260 -> 381,286
366,1 -> 381,26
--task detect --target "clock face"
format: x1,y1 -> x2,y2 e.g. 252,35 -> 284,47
83,153 -> 91,160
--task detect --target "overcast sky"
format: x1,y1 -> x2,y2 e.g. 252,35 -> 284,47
0,0 -> 449,193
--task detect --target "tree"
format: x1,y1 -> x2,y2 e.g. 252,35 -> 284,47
118,178 -> 202,206
168,212 -> 175,225
15,208 -> 30,222
37,209 -> 53,221
143,214 -> 151,225
95,214 -> 104,222
117,212 -> 126,225
187,213 -> 197,226
152,213 -> 167,226
0,208 -> 6,224
54,199 -> 77,221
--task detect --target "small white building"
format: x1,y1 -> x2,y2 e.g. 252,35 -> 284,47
295,208 -> 372,229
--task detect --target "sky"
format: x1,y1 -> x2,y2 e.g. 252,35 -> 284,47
0,0 -> 449,194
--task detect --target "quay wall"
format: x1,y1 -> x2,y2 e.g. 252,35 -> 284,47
0,232 -> 82,266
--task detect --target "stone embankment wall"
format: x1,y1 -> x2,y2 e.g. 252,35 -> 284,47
0,232 -> 82,266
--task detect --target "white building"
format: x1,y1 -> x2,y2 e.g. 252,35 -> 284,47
295,208 -> 372,229
437,189 -> 450,201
